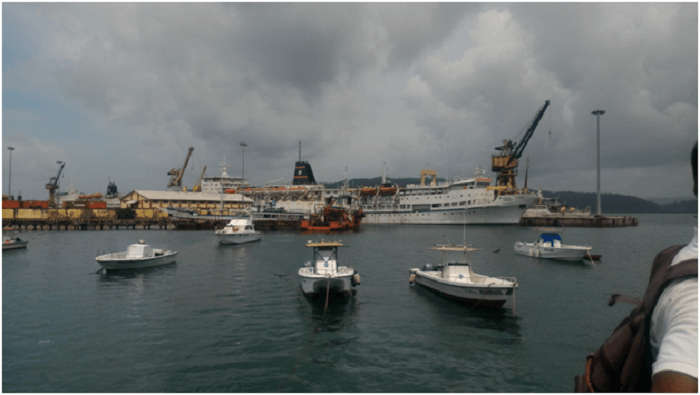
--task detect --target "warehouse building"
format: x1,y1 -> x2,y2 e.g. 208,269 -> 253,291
120,190 -> 253,214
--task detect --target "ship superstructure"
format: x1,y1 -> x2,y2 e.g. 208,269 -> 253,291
201,164 -> 249,194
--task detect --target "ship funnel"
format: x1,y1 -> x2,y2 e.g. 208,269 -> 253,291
293,141 -> 316,185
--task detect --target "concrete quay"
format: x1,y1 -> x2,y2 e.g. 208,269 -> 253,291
519,214 -> 638,227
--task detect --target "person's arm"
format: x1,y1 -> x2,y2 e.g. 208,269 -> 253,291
650,279 -> 698,392
652,371 -> 698,392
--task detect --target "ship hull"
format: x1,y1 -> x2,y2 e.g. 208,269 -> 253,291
362,199 -> 534,225
217,233 -> 262,245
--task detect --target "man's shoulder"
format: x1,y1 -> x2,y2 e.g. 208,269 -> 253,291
649,244 -> 698,380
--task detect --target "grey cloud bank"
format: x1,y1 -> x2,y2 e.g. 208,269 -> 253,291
3,3 -> 697,200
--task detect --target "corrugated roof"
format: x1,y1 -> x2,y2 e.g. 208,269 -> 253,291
132,190 -> 253,203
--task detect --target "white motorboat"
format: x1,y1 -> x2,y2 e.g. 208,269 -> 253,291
514,232 -> 592,261
215,216 -> 262,245
96,241 -> 178,271
2,236 -> 28,250
409,245 -> 518,310
298,241 -> 360,297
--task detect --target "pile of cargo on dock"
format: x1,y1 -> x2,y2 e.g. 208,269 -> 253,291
519,199 -> 638,227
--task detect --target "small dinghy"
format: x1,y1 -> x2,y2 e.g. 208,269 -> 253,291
96,240 -> 177,271
409,244 -> 518,310
215,216 -> 262,245
298,241 -> 360,298
514,232 -> 592,261
2,236 -> 28,251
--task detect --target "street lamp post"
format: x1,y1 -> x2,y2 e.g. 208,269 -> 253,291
591,109 -> 605,216
240,142 -> 248,179
7,146 -> 15,199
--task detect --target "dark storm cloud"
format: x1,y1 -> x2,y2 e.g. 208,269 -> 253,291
232,4 -> 369,99
3,3 -> 696,199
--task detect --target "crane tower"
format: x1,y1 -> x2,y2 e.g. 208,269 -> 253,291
491,100 -> 549,194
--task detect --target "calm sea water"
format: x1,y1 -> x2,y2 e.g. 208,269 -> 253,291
2,214 -> 696,392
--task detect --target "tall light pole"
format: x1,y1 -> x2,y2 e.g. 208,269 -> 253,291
592,109 -> 605,216
7,146 -> 14,199
240,142 -> 248,179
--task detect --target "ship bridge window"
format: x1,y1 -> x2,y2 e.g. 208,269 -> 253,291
477,182 -> 490,187
459,201 -> 466,206
432,203 -> 441,208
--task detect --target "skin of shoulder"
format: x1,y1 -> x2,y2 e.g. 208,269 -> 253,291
652,371 -> 698,393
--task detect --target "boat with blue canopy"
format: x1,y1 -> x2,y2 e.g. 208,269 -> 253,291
514,232 -> 592,261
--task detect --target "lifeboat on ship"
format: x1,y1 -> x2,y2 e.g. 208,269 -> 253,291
378,185 -> 397,195
360,187 -> 377,196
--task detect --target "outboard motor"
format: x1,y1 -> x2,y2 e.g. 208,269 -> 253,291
351,270 -> 361,286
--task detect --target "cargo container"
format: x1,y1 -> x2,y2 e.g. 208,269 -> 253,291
87,201 -> 107,209
2,200 -> 20,209
17,208 -> 47,220
2,209 -> 15,219
20,200 -> 49,209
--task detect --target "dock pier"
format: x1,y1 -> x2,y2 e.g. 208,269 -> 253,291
5,218 -> 173,231
519,215 -> 638,227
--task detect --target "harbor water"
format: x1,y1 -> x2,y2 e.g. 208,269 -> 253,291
2,214 -> 695,392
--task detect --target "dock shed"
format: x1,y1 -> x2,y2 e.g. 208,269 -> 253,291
120,190 -> 253,213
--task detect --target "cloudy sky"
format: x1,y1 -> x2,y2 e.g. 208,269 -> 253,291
3,3 -> 697,200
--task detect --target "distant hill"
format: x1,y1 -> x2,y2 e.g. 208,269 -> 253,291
542,190 -> 697,214
322,178 -> 697,214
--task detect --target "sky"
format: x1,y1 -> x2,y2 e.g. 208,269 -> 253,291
2,3 -> 698,200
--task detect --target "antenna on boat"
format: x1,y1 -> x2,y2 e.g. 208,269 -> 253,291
298,140 -> 302,162
462,210 -> 468,261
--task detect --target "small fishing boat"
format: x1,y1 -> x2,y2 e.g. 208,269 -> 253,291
409,244 -> 518,310
298,241 -> 360,297
215,216 -> 262,245
514,232 -> 592,261
96,240 -> 177,271
2,236 -> 28,250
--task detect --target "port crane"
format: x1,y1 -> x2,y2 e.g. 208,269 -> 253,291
46,160 -> 65,208
192,165 -> 207,192
491,100 -> 550,194
167,147 -> 194,190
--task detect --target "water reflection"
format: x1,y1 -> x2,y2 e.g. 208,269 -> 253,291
411,284 -> 521,338
298,292 -> 358,333
95,264 -> 177,297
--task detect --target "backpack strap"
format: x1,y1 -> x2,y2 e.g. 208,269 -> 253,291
643,244 -> 697,313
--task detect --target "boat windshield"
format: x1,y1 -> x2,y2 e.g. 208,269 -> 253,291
539,233 -> 562,243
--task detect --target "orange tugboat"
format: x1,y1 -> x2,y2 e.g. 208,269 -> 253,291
300,205 -> 363,232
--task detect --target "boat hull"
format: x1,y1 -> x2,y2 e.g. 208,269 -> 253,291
2,240 -> 28,250
411,270 -> 515,308
362,200 -> 534,225
514,242 -> 590,261
298,272 -> 354,296
217,233 -> 262,245
96,252 -> 178,270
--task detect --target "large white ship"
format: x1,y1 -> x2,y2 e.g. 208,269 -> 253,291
360,100 -> 550,225
359,169 -> 538,225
